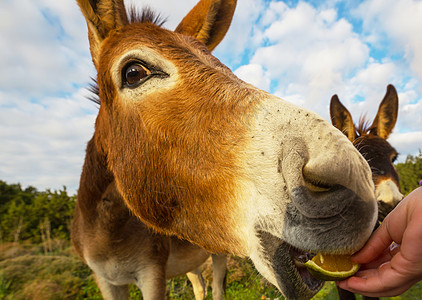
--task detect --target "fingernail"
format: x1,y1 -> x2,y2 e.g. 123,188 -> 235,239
389,242 -> 400,256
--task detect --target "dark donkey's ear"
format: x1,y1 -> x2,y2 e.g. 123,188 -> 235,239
330,95 -> 356,142
175,0 -> 237,52
76,0 -> 129,69
370,84 -> 399,139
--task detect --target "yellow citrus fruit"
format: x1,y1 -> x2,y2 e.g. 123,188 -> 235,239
304,253 -> 360,281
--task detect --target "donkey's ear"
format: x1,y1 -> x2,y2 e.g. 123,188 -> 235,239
76,0 -> 128,69
330,95 -> 356,142
370,84 -> 398,139
175,0 -> 237,51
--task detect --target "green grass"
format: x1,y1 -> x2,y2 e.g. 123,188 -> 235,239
0,241 -> 421,300
312,281 -> 422,300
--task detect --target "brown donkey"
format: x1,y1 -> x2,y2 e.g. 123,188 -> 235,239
74,0 -> 379,299
330,84 -> 403,300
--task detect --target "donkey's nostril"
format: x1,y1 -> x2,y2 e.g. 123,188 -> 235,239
304,179 -> 332,193
302,167 -> 333,193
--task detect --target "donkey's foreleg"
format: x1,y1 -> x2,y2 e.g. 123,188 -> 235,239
136,266 -> 167,300
94,273 -> 129,300
186,268 -> 206,300
211,254 -> 227,300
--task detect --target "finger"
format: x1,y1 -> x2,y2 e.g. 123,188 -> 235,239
351,206 -> 407,264
359,246 -> 395,270
351,268 -> 380,279
351,223 -> 393,264
338,276 -> 417,297
338,261 -> 415,295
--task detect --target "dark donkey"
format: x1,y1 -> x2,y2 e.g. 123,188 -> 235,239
330,84 -> 403,300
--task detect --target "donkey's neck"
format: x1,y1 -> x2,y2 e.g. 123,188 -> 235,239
77,135 -> 114,215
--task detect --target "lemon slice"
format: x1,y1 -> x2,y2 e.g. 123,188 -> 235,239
304,253 -> 360,281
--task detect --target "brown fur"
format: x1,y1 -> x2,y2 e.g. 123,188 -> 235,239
93,19 -> 253,254
72,1 -> 235,298
72,155 -> 226,299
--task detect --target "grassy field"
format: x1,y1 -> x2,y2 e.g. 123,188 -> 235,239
1,241 -> 421,300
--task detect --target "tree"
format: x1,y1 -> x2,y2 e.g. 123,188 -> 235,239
396,151 -> 422,195
0,181 -> 36,216
0,181 -> 76,243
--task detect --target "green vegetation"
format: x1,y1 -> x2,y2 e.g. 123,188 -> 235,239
1,153 -> 421,300
396,152 -> 422,196
0,181 -> 75,244
1,241 -> 420,299
0,241 -> 99,300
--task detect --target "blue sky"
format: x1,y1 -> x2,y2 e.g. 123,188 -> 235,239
0,0 -> 421,194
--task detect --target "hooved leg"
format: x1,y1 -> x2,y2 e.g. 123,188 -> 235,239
136,266 -> 167,300
187,268 -> 206,300
94,274 -> 129,300
211,254 -> 227,300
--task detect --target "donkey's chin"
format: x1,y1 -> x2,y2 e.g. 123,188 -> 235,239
254,231 -> 324,299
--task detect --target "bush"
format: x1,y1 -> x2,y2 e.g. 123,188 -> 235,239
396,152 -> 422,195
0,181 -> 76,244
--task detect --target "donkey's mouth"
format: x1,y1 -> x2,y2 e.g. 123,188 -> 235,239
257,231 -> 324,297
289,246 -> 323,291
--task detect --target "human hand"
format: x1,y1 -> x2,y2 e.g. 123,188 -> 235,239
338,187 -> 422,297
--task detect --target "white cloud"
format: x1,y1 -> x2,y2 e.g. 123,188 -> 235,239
356,0 -> 422,87
0,0 -> 421,193
233,2 -> 371,117
232,0 -> 421,154
0,89 -> 97,194
352,62 -> 396,88
399,98 -> 422,132
390,131 -> 422,162
125,0 -> 197,30
0,0 -> 94,97
260,1 -> 289,27
234,64 -> 271,91
213,0 -> 266,67
0,0 -> 97,193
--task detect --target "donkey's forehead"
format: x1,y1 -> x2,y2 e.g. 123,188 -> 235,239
101,23 -> 211,66
98,22 -> 238,105
354,135 -> 398,156
113,22 -> 174,44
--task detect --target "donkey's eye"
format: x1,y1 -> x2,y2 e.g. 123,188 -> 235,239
392,154 -> 398,163
123,63 -> 151,87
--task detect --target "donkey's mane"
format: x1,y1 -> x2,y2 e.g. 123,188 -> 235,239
356,116 -> 372,136
127,6 -> 167,27
87,79 -> 100,105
